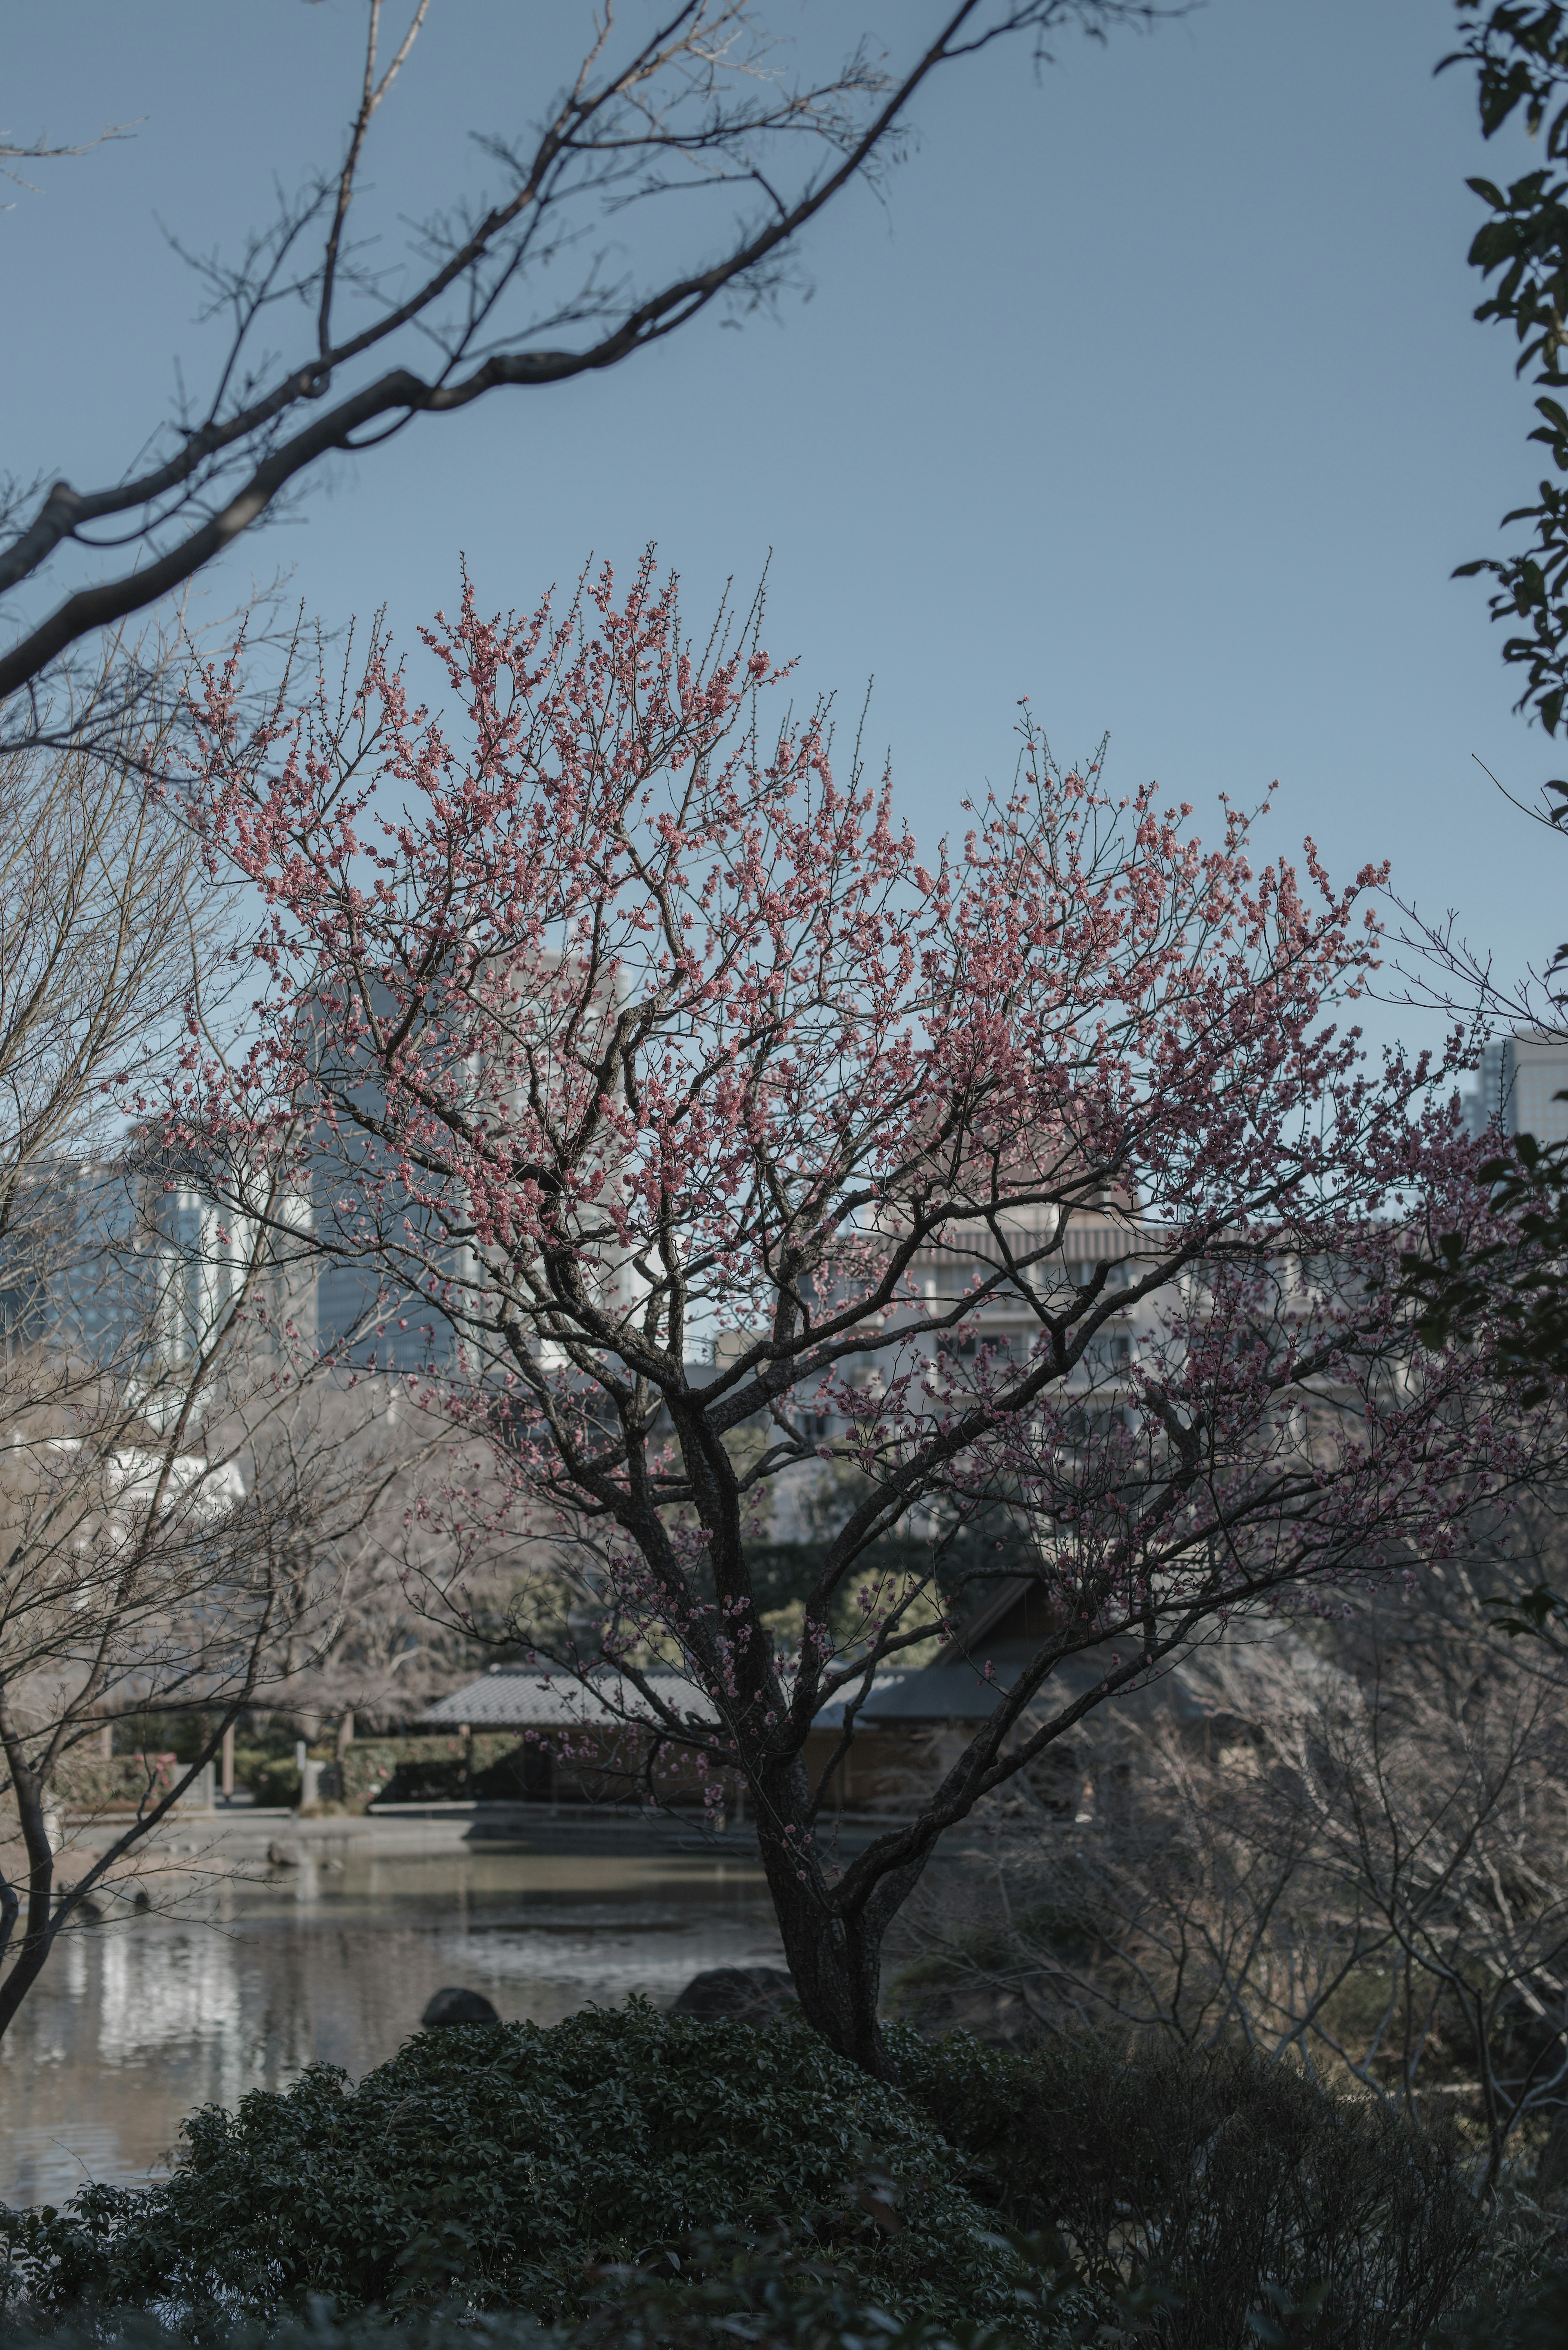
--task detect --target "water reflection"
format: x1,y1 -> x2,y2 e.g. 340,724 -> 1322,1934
0,1848 -> 783,2209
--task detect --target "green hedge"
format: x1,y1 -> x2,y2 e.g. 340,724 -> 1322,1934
341,1735 -> 526,1806
244,1758 -> 303,1810
0,2240 -> 1094,2350
48,1736 -> 550,1814
0,2014 -> 1521,2346
53,1754 -> 178,1813
0,2006 -> 1056,2334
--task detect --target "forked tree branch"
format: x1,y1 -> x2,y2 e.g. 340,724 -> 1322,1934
0,0 -> 1164,724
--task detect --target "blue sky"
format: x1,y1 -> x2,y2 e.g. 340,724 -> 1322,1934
1,0 -> 1555,1065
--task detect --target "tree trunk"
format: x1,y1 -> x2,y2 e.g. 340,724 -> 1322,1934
0,1758 -> 56,2039
0,1705 -> 243,2041
752,1784 -> 928,2078
771,1878 -> 886,2070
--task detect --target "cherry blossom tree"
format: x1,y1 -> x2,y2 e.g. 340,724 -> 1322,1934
175,556 -> 1563,2074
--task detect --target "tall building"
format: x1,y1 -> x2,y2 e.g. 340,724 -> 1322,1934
0,1155 -> 149,1364
310,1135 -> 461,1371
299,982 -> 468,1373
1465,1034 -> 1568,1144
0,1144 -> 316,1382
304,957 -> 634,1376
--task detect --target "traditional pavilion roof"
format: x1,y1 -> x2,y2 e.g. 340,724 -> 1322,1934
416,1656 -> 1018,1732
416,1664 -> 718,1731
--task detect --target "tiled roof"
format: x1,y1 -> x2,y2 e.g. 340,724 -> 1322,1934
418,1658 -> 1020,1731
420,1632 -> 1330,1742
854,1661 -> 1021,1721
810,1672 -> 911,1729
416,1665 -> 718,1730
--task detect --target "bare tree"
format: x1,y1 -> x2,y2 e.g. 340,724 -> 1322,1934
241,1371 -> 544,1732
896,1578 -> 1568,2194
0,718 -> 445,2038
0,1 -> 1163,746
0,709 -> 224,1209
0,1264 -> 380,2040
0,118 -> 133,200
0,1212 -> 546,2047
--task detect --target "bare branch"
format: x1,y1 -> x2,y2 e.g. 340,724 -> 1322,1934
0,1 -> 1168,729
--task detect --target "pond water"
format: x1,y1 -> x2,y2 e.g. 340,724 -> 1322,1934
0,1844 -> 784,2210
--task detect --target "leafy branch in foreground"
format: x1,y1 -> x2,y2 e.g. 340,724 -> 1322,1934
1397,1113 -> 1568,1646
1401,1125 -> 1568,1402
1445,3 -> 1568,753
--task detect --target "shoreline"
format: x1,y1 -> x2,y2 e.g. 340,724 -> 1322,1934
48,1798 -> 919,1869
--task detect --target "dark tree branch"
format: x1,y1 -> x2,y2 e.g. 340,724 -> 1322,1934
0,0 -> 1166,725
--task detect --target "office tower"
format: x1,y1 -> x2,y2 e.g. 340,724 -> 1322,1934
1465,1034 -> 1568,1144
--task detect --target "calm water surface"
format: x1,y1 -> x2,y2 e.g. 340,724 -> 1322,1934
0,1846 -> 784,2208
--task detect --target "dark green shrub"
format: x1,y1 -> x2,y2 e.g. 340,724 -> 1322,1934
0,2006 -> 1055,2334
343,1736 -> 519,1808
242,1758 -> 301,1810
0,2229 -> 1102,2350
895,2029 -> 1484,2350
469,1744 -> 552,1802
1438,2255 -> 1568,2350
368,1740 -> 543,1804
372,1755 -> 467,1804
110,1714 -> 211,1765
0,2312 -> 554,2350
53,1755 -> 178,1813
